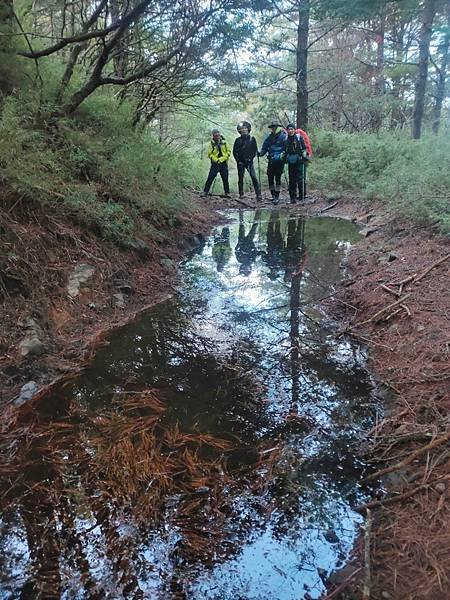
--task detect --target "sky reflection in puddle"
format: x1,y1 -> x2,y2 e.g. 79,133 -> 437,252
0,209 -> 375,600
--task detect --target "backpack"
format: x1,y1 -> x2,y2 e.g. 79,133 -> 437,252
295,128 -> 312,157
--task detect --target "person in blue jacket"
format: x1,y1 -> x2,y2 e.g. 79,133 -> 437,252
258,122 -> 287,205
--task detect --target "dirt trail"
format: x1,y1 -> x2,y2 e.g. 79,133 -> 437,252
2,188 -> 449,599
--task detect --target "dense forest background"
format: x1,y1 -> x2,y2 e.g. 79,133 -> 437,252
0,0 -> 449,240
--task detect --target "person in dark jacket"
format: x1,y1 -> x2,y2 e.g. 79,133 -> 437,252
259,122 -> 287,204
233,121 -> 262,201
284,124 -> 307,204
201,128 -> 231,197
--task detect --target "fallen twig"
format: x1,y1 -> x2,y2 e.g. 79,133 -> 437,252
347,293 -> 412,330
363,430 -> 450,483
412,253 -> 450,284
356,474 -> 450,513
381,284 -> 401,297
363,508 -> 372,600
321,567 -> 362,599
320,201 -> 338,213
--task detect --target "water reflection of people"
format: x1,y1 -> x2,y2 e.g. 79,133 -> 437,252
262,210 -> 285,280
235,210 -> 261,276
212,227 -> 232,272
287,217 -> 306,412
284,218 -> 306,282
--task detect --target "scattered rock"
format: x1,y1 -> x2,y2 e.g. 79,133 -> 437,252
435,482 -> 446,494
381,592 -> 391,599
324,529 -> 340,544
88,302 -> 97,309
128,239 -> 150,258
18,318 -> 46,357
359,226 -> 378,237
113,292 -> 126,308
19,336 -> 46,357
160,257 -> 175,270
68,263 -> 95,298
378,251 -> 399,264
14,381 -> 39,406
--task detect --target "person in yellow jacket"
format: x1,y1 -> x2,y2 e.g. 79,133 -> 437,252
201,129 -> 231,197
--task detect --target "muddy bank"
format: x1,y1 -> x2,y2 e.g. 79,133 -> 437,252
319,203 -> 449,599
0,191 -> 217,406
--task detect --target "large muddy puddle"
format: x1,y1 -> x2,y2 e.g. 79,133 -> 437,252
1,209 -> 375,599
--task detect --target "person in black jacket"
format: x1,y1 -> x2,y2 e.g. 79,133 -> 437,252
233,122 -> 262,201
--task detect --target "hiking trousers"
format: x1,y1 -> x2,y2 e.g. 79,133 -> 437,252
237,161 -> 260,196
204,162 -> 230,195
267,160 -> 284,198
287,162 -> 305,201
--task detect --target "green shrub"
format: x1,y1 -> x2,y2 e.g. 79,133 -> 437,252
310,129 -> 450,233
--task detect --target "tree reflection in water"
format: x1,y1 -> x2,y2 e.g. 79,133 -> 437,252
0,210 -> 374,599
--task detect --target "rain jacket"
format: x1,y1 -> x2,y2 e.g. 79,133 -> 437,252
260,128 -> 287,162
208,136 -> 232,164
284,133 -> 307,164
233,134 -> 258,163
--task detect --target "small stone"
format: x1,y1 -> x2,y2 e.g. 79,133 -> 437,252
381,592 -> 391,599
88,303 -> 96,309
388,252 -> 398,262
113,292 -> 125,308
160,258 -> 174,269
128,239 -> 150,257
19,335 -> 46,357
14,381 -> 39,406
324,529 -> 340,544
68,264 -> 95,298
435,482 -> 446,494
359,226 -> 378,237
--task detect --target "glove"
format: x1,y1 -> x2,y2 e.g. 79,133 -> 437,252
217,157 -> 226,164
302,150 -> 307,159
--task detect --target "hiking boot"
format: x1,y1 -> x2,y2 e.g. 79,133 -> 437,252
256,195 -> 263,202
224,194 -> 231,198
290,197 -> 296,204
239,193 -> 245,199
272,197 -> 279,206
200,191 -> 208,197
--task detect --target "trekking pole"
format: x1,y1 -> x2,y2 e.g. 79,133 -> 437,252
303,161 -> 307,200
257,155 -> 262,198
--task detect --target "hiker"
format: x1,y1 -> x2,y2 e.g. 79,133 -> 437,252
233,121 -> 262,201
284,124 -> 307,204
201,128 -> 231,197
258,122 -> 287,205
295,126 -> 312,199
212,227 -> 232,272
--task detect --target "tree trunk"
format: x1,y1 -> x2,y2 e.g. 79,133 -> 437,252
110,0 -> 129,77
296,0 -> 310,130
390,13 -> 406,129
412,0 -> 437,139
432,1 -> 450,134
372,9 -> 386,132
0,0 -> 15,92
